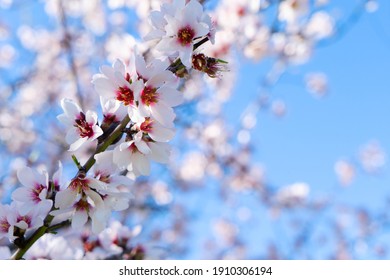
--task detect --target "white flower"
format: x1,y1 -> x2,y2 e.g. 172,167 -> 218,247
113,131 -> 171,178
57,98 -> 103,151
1,200 -> 49,242
100,97 -> 128,124
134,55 -> 183,127
52,178 -> 110,234
12,166 -> 52,216
113,132 -> 152,177
279,0 -> 309,23
148,0 -> 211,67
92,59 -> 143,117
132,108 -> 175,142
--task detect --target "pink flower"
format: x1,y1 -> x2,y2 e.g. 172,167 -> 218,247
57,98 -> 103,151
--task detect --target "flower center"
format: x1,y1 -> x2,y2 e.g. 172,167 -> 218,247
17,215 -> 31,227
74,112 -> 94,138
70,178 -> 90,193
177,26 -> 195,46
140,118 -> 153,133
0,218 -> 10,233
141,86 -> 159,106
75,199 -> 90,212
31,184 -> 46,203
116,85 -> 134,106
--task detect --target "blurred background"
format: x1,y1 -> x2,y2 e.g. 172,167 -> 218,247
0,0 -> 390,259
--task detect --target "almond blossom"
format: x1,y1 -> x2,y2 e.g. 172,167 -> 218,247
146,0 -> 211,67
113,131 -> 171,178
57,98 -> 103,151
11,166 -> 52,216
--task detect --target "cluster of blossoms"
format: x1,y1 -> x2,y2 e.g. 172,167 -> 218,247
0,0 -> 224,258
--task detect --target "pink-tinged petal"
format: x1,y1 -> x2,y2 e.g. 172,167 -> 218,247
158,86 -> 183,107
133,153 -> 150,176
90,125 -> 103,141
85,110 -> 98,125
151,102 -> 176,127
57,113 -> 73,127
61,98 -> 82,119
149,142 -> 171,164
53,161 -> 63,188
113,59 -> 126,76
149,123 -> 175,142
55,188 -> 78,209
69,137 -> 88,152
72,210 -> 88,229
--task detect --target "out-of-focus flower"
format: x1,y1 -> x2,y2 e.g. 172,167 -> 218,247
275,182 -> 310,207
359,141 -> 386,173
304,11 -> 334,40
305,72 -> 328,97
57,98 -> 103,151
335,160 -> 355,186
279,0 -> 309,23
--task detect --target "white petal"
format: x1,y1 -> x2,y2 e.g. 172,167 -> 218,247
133,153 -> 150,176
113,59 -> 126,76
149,142 -> 171,163
61,98 -> 82,118
149,124 -> 175,142
12,187 -> 30,203
55,188 -> 78,209
69,137 -> 88,152
151,102 -> 176,127
92,77 -> 116,98
135,139 -> 151,155
72,210 -> 88,229
57,113 -> 73,127
147,71 -> 175,88
85,110 -> 98,125
158,86 -> 183,107
179,47 -> 193,68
